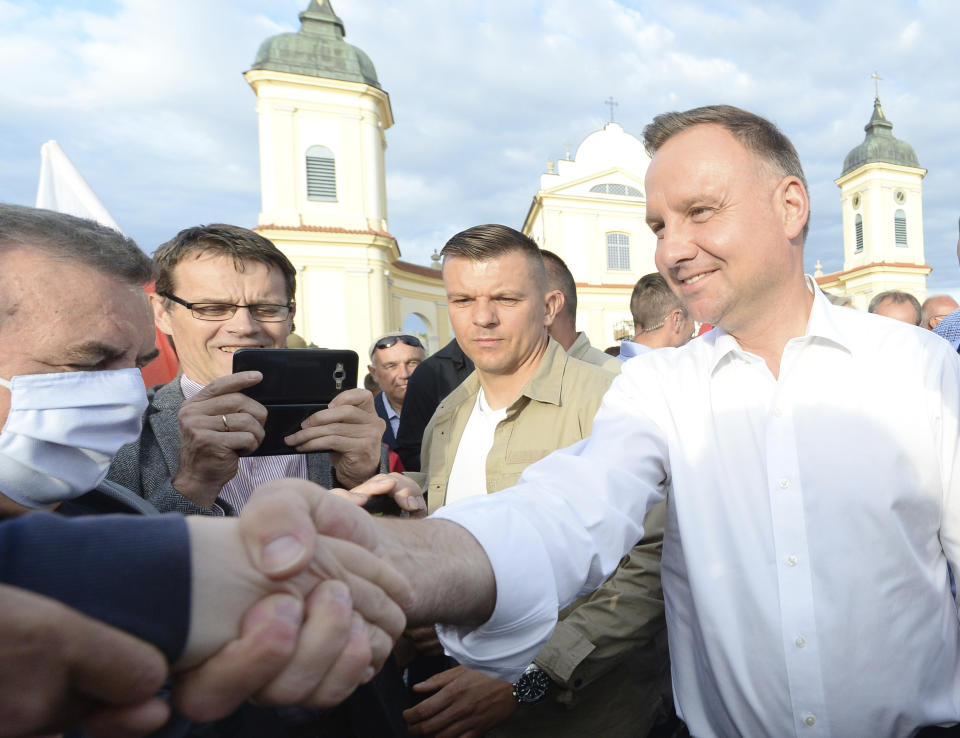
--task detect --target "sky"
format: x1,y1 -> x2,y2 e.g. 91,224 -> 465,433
2,0 -> 960,293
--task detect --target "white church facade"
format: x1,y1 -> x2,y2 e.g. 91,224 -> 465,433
247,1 -> 930,357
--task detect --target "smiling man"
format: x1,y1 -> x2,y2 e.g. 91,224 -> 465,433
303,106 -> 960,737
108,224 -> 399,516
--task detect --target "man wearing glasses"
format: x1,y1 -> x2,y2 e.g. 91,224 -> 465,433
368,332 -> 426,452
108,224 -> 395,516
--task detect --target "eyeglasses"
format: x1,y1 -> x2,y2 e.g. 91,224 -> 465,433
371,334 -> 424,357
160,293 -> 293,322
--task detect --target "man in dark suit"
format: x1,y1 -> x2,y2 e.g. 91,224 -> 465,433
368,331 -> 425,452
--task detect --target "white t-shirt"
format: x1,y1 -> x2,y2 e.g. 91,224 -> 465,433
445,388 -> 507,506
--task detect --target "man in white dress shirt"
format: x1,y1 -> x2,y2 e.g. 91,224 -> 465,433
310,105 -> 960,737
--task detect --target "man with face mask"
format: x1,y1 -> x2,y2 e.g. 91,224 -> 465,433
0,206 -> 160,517
0,204 -> 413,736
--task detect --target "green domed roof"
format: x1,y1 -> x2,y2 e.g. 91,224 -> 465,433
841,98 -> 920,175
249,0 -> 380,88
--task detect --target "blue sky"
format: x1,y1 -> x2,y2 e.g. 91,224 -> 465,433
2,0 -> 959,292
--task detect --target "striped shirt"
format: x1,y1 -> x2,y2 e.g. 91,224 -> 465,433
180,376 -> 308,514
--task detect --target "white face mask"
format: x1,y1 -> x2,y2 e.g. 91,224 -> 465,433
0,368 -> 148,508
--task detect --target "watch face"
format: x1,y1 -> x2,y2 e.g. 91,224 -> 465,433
514,668 -> 550,704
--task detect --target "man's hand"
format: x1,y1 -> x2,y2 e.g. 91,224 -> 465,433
404,665 -> 516,738
172,371 -> 267,507
329,473 -> 427,516
284,388 -> 384,489
0,584 -> 169,738
177,478 -> 414,712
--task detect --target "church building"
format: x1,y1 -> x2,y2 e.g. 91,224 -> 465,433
816,97 -> 930,308
245,1 -> 931,356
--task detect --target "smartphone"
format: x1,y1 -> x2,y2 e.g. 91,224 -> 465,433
232,348 -> 359,456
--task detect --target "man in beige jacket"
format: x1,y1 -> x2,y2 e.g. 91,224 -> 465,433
402,224 -> 670,738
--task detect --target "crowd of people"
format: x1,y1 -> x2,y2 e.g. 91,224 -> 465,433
3,103 -> 960,738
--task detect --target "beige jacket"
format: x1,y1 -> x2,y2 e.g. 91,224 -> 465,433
413,338 -> 669,738
567,330 -> 623,374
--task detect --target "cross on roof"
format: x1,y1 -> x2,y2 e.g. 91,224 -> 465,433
605,96 -> 618,123
871,71 -> 883,100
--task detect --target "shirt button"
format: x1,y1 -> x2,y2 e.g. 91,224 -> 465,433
778,478 -> 789,489
787,555 -> 798,567
795,636 -> 806,648
805,714 -> 816,726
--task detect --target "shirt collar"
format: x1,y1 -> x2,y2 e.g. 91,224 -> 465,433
618,340 -> 652,360
709,276 -> 853,375
179,374 -> 205,399
379,391 -> 400,420
512,337 -> 566,409
568,331 -> 590,357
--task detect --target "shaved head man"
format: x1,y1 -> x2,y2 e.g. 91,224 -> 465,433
922,294 -> 959,330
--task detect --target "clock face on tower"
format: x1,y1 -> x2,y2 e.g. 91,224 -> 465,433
852,193 -> 861,209
895,190 -> 906,203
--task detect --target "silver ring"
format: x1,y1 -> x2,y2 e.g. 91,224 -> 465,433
221,414 -> 230,432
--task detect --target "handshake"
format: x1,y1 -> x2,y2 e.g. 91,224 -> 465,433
2,473 -> 435,737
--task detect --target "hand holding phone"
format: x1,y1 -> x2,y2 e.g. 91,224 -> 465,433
232,349 -> 359,457
283,388 -> 385,489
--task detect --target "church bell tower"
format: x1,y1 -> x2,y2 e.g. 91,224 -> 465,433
833,95 -> 929,307
244,0 -> 397,356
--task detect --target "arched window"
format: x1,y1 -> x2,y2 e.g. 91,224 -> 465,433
306,145 -> 337,201
894,209 -> 907,247
855,214 -> 863,253
606,232 -> 630,270
590,182 -> 643,197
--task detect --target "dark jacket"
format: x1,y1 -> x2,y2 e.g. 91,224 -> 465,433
394,338 -> 473,471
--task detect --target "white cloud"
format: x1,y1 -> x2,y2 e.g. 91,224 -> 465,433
1,0 -> 959,286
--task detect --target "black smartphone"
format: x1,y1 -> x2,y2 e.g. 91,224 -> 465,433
232,348 -> 359,456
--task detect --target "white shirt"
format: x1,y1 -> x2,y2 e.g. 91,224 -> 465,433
445,388 -> 507,506
180,375 -> 307,513
434,285 -> 960,737
379,391 -> 401,437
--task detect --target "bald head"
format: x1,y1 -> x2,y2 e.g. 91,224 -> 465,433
921,294 -> 959,330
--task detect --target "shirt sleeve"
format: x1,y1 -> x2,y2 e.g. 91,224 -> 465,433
433,368 -> 670,681
0,512 -> 191,663
534,501 -> 666,689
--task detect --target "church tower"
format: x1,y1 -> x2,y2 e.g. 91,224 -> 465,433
244,0 -> 397,356
830,96 -> 929,307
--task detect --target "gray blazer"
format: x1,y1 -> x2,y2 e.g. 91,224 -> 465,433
108,378 -> 342,516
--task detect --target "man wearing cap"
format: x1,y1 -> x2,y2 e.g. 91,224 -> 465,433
108,224 -> 422,517
367,332 -> 426,452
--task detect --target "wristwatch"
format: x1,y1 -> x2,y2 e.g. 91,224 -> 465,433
512,663 -> 550,704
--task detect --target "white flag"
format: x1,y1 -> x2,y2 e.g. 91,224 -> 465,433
35,140 -> 121,232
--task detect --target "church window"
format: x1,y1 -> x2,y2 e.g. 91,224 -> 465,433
590,183 -> 643,197
855,214 -> 863,253
894,209 -> 907,247
306,145 -> 337,201
606,232 -> 631,270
